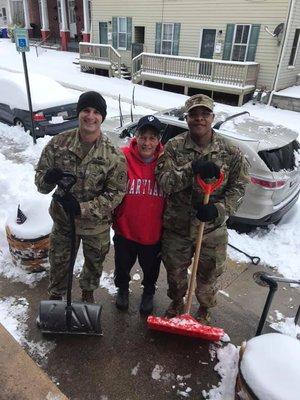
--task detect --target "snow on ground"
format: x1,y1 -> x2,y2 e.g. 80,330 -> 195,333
202,344 -> 239,400
275,85 -> 300,98
0,296 -> 55,363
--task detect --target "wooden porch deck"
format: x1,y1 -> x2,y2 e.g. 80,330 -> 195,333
132,53 -> 260,106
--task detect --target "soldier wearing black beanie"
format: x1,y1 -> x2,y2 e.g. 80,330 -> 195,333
35,88 -> 126,305
76,91 -> 107,121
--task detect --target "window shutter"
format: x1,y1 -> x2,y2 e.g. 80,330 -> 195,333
155,22 -> 162,53
223,24 -> 234,60
172,23 -> 181,55
112,17 -> 117,48
126,17 -> 132,50
246,24 -> 261,61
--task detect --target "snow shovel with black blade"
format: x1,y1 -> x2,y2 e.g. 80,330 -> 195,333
37,172 -> 102,336
147,174 -> 226,342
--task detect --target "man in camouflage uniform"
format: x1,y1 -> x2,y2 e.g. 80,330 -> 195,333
156,94 -> 249,323
35,91 -> 126,303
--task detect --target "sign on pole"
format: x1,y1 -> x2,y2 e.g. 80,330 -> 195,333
14,28 -> 37,144
14,28 -> 30,52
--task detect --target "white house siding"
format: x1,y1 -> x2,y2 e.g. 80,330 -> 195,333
91,0 -> 290,89
276,0 -> 300,90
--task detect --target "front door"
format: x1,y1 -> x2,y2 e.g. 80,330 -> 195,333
99,22 -> 108,58
68,0 -> 77,38
199,29 -> 216,75
132,42 -> 143,59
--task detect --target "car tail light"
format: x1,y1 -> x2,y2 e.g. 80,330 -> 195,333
33,112 -> 46,121
250,176 -> 287,189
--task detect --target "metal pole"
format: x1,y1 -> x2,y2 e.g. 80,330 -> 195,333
255,276 -> 278,336
21,52 -> 36,144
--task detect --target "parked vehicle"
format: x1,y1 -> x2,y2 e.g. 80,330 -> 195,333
116,109 -> 300,227
0,72 -> 79,137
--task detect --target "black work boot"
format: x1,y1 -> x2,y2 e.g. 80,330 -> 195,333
81,290 -> 94,303
116,289 -> 129,310
195,306 -> 211,325
139,293 -> 154,316
164,299 -> 184,318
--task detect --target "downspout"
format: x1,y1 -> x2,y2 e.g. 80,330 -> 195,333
268,0 -> 296,105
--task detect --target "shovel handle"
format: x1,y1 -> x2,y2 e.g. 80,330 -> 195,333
185,173 -> 224,314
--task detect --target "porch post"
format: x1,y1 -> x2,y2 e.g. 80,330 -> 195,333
82,0 -> 90,42
23,0 -> 32,34
59,0 -> 70,51
40,0 -> 50,40
6,0 -> 13,25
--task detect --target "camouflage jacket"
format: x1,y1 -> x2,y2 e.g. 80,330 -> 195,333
155,131 -> 249,237
35,128 -> 127,235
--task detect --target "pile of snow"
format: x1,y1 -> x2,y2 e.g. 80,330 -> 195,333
202,344 -> 239,400
7,197 -> 52,239
240,333 -> 300,400
228,201 -> 300,281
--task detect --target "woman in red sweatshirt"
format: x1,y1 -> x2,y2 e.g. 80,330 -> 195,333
113,115 -> 165,315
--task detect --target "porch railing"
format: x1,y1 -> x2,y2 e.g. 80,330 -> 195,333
132,52 -> 259,88
79,42 -> 121,77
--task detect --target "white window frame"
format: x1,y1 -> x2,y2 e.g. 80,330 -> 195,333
117,16 -> 127,50
289,28 -> 300,67
161,23 -> 174,55
231,24 -> 251,62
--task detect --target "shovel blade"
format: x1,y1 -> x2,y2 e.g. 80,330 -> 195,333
37,300 -> 102,335
147,313 -> 224,342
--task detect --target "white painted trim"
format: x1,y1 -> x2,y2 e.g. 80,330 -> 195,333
117,16 -> 127,50
230,23 -> 251,62
198,28 -> 217,58
161,22 -> 174,55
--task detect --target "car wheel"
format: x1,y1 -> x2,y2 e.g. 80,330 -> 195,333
14,118 -> 26,130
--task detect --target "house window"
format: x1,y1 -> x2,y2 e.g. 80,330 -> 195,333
289,29 -> 300,66
231,24 -> 251,61
161,23 -> 174,55
118,17 -> 127,49
1,8 -> 7,24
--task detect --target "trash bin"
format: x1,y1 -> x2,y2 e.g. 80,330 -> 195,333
1,27 -> 8,38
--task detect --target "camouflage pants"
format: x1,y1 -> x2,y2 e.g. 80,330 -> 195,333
48,223 -> 110,296
162,226 -> 228,308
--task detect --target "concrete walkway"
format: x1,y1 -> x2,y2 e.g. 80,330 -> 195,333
0,248 -> 299,399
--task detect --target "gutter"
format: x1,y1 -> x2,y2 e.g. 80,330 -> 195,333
268,0 -> 296,105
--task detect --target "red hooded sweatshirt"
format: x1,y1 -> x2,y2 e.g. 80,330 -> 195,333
113,138 -> 165,245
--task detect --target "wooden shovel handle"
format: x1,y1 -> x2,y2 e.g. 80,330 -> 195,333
184,172 -> 224,314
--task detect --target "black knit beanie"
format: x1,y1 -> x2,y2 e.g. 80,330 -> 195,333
77,91 -> 107,121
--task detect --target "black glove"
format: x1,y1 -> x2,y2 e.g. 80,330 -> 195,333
44,168 -> 63,185
54,193 -> 81,216
196,203 -> 218,222
191,160 -> 220,180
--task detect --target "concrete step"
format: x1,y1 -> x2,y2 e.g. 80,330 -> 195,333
0,323 -> 68,400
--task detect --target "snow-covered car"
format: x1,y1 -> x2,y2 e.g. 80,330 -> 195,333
0,72 -> 79,137
116,108 -> 300,227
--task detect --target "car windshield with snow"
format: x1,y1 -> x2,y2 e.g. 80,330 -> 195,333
0,72 -> 79,137
115,108 -> 300,228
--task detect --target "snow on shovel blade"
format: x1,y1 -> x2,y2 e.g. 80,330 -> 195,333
147,314 -> 225,342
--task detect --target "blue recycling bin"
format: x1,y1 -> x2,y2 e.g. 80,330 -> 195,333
0,28 -> 8,38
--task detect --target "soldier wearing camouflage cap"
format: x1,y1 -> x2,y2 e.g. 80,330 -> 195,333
35,91 -> 126,303
155,93 -> 249,323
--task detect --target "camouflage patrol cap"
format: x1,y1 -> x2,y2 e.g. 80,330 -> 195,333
185,94 -> 214,113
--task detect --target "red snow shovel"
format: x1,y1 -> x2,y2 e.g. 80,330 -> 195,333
147,173 -> 226,342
